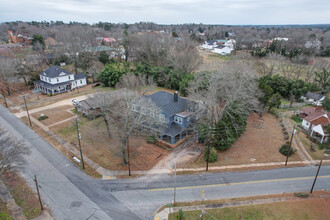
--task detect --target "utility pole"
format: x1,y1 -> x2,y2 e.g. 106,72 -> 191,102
173,160 -> 177,205
127,137 -> 131,176
76,118 -> 85,169
1,86 -> 8,108
206,143 -> 210,171
285,125 -> 295,166
23,95 -> 32,127
310,159 -> 323,194
34,175 -> 44,211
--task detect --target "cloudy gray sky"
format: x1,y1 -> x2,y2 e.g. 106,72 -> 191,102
1,0 -> 329,25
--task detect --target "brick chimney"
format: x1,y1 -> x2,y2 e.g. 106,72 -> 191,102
174,91 -> 178,102
315,105 -> 322,112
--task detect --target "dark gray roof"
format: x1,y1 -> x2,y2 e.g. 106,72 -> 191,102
41,66 -> 73,78
165,122 -> 185,136
34,80 -> 73,89
305,92 -> 324,100
75,73 -> 86,80
145,91 -> 192,116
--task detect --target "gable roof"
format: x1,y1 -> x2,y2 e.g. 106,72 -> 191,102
145,91 -> 192,116
42,66 -> 73,78
304,92 -> 324,100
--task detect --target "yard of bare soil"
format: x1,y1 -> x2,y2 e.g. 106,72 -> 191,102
50,117 -> 168,171
184,113 -> 302,168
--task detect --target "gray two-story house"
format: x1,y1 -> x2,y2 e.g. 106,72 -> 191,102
133,91 -> 200,145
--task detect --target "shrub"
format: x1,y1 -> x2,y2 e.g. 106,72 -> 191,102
146,136 -> 156,144
283,131 -> 288,135
269,108 -> 280,118
204,146 -> 217,163
294,192 -> 309,198
38,115 -> 48,121
279,143 -> 295,156
291,115 -> 302,123
176,209 -> 185,220
284,135 -> 289,140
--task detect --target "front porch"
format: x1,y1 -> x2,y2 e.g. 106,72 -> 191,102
34,81 -> 72,95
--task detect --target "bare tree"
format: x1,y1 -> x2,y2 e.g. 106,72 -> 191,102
115,73 -> 156,95
0,57 -> 16,96
89,88 -> 166,165
189,62 -> 261,136
0,127 -> 31,176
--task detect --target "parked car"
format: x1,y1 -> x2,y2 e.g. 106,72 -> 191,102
92,82 -> 101,87
72,99 -> 79,105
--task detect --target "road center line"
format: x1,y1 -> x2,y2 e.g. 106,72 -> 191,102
148,175 -> 330,191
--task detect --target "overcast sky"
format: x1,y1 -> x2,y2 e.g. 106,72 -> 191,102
0,0 -> 329,25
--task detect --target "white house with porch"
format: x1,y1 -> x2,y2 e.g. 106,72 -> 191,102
310,124 -> 328,143
34,66 -> 87,95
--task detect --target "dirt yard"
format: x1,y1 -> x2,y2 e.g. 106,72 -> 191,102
50,117 -> 168,171
31,105 -> 75,126
186,113 -> 302,168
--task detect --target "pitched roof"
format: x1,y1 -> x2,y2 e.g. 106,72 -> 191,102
145,91 -> 192,116
42,66 -> 73,78
74,73 -> 86,80
304,111 -> 329,122
304,92 -> 324,100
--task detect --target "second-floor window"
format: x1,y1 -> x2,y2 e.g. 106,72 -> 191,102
174,116 -> 182,124
68,75 -> 71,80
80,80 -> 82,84
57,78 -> 59,82
48,78 -> 51,82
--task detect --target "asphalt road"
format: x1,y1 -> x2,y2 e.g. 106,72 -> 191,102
1,105 -> 329,220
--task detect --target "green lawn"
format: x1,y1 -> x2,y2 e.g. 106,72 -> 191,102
169,199 -> 330,220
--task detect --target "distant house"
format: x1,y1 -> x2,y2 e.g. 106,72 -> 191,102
74,98 -> 101,116
34,66 -> 87,95
201,39 -> 234,55
133,91 -> 201,145
212,45 -> 233,55
300,106 -> 330,143
301,92 -> 325,106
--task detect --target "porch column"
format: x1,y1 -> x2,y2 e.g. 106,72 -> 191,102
196,131 -> 199,142
310,130 -> 314,137
171,136 -> 175,145
321,135 -> 324,143
159,135 -> 163,140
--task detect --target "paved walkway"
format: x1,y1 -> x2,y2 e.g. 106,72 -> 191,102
154,194 -> 330,220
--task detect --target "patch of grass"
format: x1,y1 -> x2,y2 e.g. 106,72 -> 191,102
209,54 -> 233,60
168,198 -> 330,220
2,172 -> 43,219
291,115 -> 302,123
0,200 -> 12,220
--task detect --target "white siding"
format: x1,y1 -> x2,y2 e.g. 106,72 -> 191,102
71,78 -> 87,88
302,119 -> 310,130
40,74 -> 74,85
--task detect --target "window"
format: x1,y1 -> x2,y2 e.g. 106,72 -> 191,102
159,114 -> 165,122
174,116 -> 182,124
48,78 -> 51,82
187,117 -> 190,122
68,76 -> 71,80
80,80 -> 82,84
150,111 -> 155,117
57,78 -> 59,82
